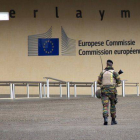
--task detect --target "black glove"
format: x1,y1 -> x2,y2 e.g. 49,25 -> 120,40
114,94 -> 118,104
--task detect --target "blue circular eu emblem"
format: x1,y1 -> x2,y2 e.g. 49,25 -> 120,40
43,40 -> 54,54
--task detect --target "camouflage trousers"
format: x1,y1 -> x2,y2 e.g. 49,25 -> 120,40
101,87 -> 117,118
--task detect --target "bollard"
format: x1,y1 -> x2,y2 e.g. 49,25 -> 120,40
91,84 -> 94,97
94,81 -> 97,98
67,82 -> 70,98
47,79 -> 50,98
60,84 -> 62,97
13,84 -> 15,99
44,84 -> 46,97
10,83 -> 13,99
122,80 -> 125,97
39,83 -> 42,98
137,84 -> 139,96
27,84 -> 29,98
74,84 -> 77,97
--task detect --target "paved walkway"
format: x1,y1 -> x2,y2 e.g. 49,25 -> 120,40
0,96 -> 140,140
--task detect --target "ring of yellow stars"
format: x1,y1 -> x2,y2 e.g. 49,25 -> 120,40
43,40 -> 54,54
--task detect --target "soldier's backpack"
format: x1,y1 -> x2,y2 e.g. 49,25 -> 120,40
102,70 -> 116,86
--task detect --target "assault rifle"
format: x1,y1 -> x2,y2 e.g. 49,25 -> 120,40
118,70 -> 123,75
100,56 -> 124,75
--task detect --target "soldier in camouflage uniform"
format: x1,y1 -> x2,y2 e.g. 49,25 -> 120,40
97,60 -> 121,125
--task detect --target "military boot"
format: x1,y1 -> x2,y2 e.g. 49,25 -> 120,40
104,117 -> 108,125
111,118 -> 117,125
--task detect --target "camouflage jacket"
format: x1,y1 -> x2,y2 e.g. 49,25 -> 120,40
97,66 -> 121,88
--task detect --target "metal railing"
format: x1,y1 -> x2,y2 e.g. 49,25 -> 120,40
121,81 -> 139,97
44,77 -> 70,98
0,79 -> 139,99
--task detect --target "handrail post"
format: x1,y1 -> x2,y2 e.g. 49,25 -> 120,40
39,83 -> 42,98
91,84 -> 94,97
74,84 -> 77,97
10,83 -> 13,99
94,81 -> 97,98
47,79 -> 50,98
27,84 -> 29,98
67,82 -> 70,98
122,80 -> 125,97
137,84 -> 139,96
60,84 -> 62,97
13,84 -> 15,99
44,84 -> 46,97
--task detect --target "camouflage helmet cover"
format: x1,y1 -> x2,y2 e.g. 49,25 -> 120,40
96,89 -> 101,99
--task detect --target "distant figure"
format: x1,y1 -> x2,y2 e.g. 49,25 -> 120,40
97,60 -> 121,125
